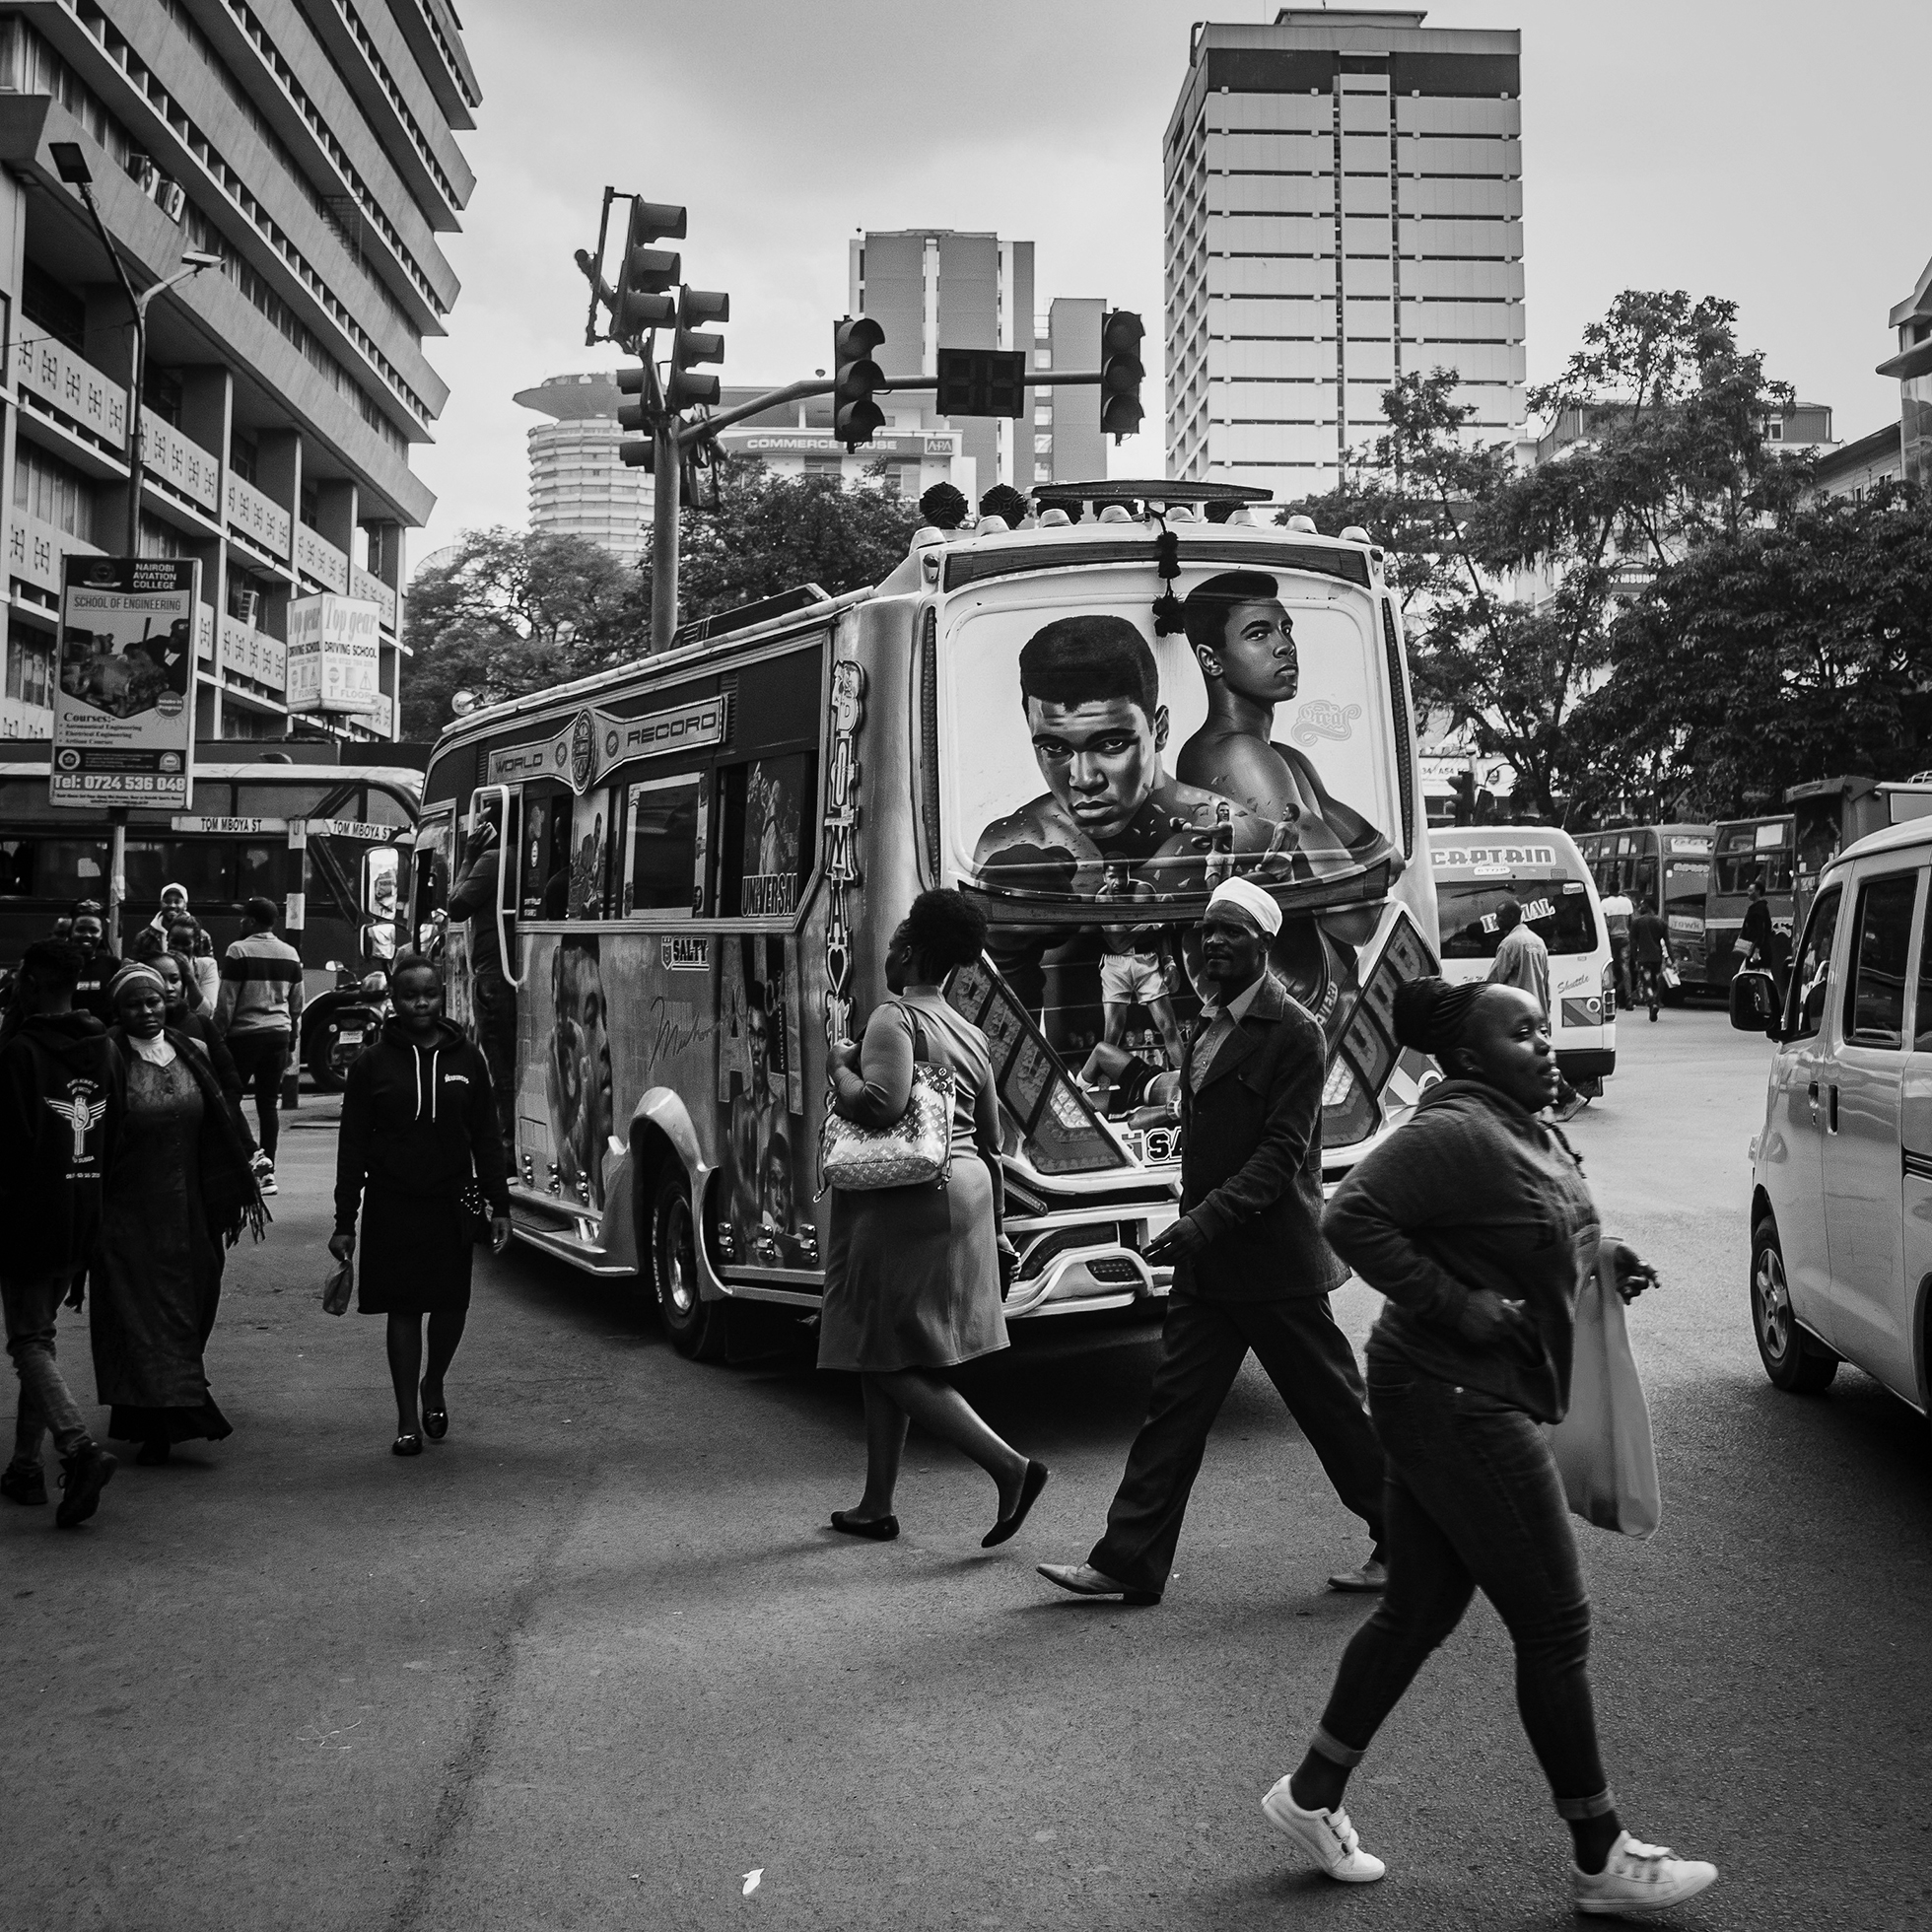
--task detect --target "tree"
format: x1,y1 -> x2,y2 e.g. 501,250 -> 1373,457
652,455 -> 920,623
1572,482 -> 1932,817
400,527 -> 644,737
1280,293 -> 1797,821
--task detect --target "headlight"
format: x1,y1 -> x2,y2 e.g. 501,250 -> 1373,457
360,973 -> 387,996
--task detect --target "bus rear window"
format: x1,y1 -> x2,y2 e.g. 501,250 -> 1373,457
1438,878 -> 1599,958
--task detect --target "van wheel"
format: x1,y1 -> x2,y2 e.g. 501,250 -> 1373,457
650,1163 -> 726,1361
1751,1217 -> 1837,1393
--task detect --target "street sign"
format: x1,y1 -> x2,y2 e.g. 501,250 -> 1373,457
50,556 -> 200,811
296,817 -> 405,843
170,814 -> 285,835
935,347 -> 1027,419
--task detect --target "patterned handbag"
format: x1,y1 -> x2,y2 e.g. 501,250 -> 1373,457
819,1006 -> 956,1192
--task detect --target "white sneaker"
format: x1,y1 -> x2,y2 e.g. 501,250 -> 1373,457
1261,1776 -> 1386,1883
1572,1830 -> 1717,1916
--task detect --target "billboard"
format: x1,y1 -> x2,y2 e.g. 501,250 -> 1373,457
50,557 -> 200,811
286,592 -> 381,714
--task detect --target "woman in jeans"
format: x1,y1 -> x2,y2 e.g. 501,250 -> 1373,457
1262,977 -> 1717,1916
817,889 -> 1046,1545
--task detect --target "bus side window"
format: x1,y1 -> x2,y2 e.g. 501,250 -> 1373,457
620,772 -> 705,917
237,843 -> 279,907
1635,856 -> 1658,907
717,753 -> 817,919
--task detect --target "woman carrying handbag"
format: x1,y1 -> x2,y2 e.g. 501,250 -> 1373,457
816,889 -> 1047,1545
328,953 -> 510,1458
1257,977 -> 1716,1917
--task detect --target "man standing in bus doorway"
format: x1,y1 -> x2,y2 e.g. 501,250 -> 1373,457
1599,881 -> 1634,1010
448,800 -> 518,1145
217,897 -> 303,1196
1741,877 -> 1789,1002
1038,876 -> 1387,1607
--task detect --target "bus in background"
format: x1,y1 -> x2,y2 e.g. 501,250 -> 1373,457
416,484 -> 1442,1359
0,753 -> 416,1082
1429,826 -> 1615,1095
1787,776 -> 1932,938
1575,823 -> 1715,996
1705,815 -> 1794,988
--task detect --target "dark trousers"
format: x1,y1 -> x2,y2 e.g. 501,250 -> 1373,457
3,1272 -> 90,1465
1312,1362 -> 1612,1819
227,1030 -> 290,1163
470,969 -> 518,1145
1088,1293 -> 1386,1596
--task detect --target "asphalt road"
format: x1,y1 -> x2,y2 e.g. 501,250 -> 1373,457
5,1010 -> 1930,1932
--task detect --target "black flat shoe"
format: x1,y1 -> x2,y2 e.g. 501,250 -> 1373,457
420,1384 -> 448,1441
983,1459 -> 1051,1548
830,1510 -> 898,1540
391,1433 -> 424,1458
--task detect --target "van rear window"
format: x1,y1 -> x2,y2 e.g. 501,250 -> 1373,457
1438,877 -> 1599,959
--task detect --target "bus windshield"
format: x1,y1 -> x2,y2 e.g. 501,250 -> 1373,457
1666,861 -> 1710,918
1438,876 -> 1598,959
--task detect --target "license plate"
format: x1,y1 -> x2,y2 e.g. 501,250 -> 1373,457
338,1029 -> 363,1046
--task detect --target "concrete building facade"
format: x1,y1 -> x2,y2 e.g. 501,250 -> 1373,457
1164,8 -> 1525,499
1879,252 -> 1932,489
1036,295 -> 1106,485
514,371 -> 651,567
0,0 -> 480,744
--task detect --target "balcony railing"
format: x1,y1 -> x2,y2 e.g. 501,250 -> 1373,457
7,514 -> 104,600
16,332 -> 126,451
138,416 -> 220,518
351,565 -> 398,630
296,524 -> 351,594
227,472 -> 292,560
220,613 -> 288,692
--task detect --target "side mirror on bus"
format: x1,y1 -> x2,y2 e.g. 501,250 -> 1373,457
1729,969 -> 1782,1040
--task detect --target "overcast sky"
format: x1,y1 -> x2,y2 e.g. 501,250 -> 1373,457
410,0 -> 1929,564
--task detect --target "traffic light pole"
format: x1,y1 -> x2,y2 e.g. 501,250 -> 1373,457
674,371 -> 1108,448
651,419 -> 681,655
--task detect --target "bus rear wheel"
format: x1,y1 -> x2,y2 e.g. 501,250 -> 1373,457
650,1162 -> 726,1361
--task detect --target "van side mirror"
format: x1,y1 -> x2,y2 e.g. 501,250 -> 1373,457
1729,969 -> 1782,1040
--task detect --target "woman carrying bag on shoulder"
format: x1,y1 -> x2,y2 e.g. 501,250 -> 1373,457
1259,977 -> 1717,1917
329,952 -> 510,1458
816,889 -> 1047,1545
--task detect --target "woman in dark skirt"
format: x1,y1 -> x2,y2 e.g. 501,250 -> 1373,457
818,889 -> 1047,1544
329,953 -> 510,1457
92,964 -> 267,1464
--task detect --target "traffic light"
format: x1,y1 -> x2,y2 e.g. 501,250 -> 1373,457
665,286 -> 727,411
611,198 -> 684,344
1100,309 -> 1145,440
615,364 -> 654,469
832,315 -> 886,448
935,347 -> 1027,419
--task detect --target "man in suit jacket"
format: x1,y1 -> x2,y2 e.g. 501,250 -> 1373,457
1039,875 -> 1386,1605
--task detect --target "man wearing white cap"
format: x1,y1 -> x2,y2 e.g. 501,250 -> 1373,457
1040,875 -> 1386,1605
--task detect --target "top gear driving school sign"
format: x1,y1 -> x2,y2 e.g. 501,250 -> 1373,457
50,557 -> 201,811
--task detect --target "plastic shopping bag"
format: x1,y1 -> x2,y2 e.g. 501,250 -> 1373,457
321,1255 -> 354,1318
1547,1257 -> 1661,1539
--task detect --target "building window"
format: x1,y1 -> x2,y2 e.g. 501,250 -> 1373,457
21,261 -> 85,356
231,432 -> 259,485
1765,418 -> 1783,442
12,445 -> 98,542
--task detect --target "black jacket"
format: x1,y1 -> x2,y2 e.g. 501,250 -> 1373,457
74,949 -> 122,1027
1129,973 -> 1346,1301
334,1016 -> 510,1233
0,1012 -> 123,1279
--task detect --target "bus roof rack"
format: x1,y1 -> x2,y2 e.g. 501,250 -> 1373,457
1032,479 -> 1274,508
672,582 -> 830,648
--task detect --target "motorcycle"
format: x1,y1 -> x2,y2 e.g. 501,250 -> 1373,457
302,961 -> 390,1091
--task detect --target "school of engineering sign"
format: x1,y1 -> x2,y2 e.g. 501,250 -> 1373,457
484,695 -> 729,793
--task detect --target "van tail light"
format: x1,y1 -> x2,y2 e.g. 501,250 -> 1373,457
1602,961 -> 1617,1009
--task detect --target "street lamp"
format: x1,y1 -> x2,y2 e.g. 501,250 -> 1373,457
48,141 -> 221,553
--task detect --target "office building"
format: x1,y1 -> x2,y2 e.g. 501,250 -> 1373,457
515,372 -> 652,567
1880,251 -> 1932,488
1816,423 -> 1903,500
1164,8 -> 1526,498
0,1 -> 481,743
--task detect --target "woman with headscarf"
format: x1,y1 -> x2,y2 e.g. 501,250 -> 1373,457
1259,977 -> 1716,1917
153,950 -> 253,1153
88,963 -> 267,1466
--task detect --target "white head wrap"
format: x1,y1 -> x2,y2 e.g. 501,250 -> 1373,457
1205,874 -> 1281,937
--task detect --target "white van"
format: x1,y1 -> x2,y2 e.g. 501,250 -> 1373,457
1428,826 -> 1617,1093
1732,816 -> 1932,1414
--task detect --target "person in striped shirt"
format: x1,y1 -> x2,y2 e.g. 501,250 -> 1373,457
216,896 -> 304,1195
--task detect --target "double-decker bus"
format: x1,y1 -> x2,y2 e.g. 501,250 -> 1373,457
416,487 -> 1440,1357
0,751 -> 416,1074
1575,822 -> 1714,993
1704,814 -> 1794,987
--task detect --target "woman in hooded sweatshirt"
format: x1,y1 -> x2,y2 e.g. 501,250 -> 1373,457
329,952 -> 509,1457
1259,977 -> 1717,1918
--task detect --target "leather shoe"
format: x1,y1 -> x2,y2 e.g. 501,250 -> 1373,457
391,1433 -> 424,1458
1327,1557 -> 1387,1593
983,1459 -> 1050,1548
420,1382 -> 448,1442
1037,1560 -> 1159,1606
830,1510 -> 898,1540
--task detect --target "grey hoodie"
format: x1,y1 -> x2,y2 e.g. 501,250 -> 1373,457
1322,1078 -> 1599,1423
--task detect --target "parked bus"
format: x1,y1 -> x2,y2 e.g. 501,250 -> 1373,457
416,490 -> 1442,1357
0,754 -> 416,1080
1428,825 -> 1615,1092
1786,776 -> 1932,939
1705,814 -> 1794,988
1575,823 -> 1715,994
